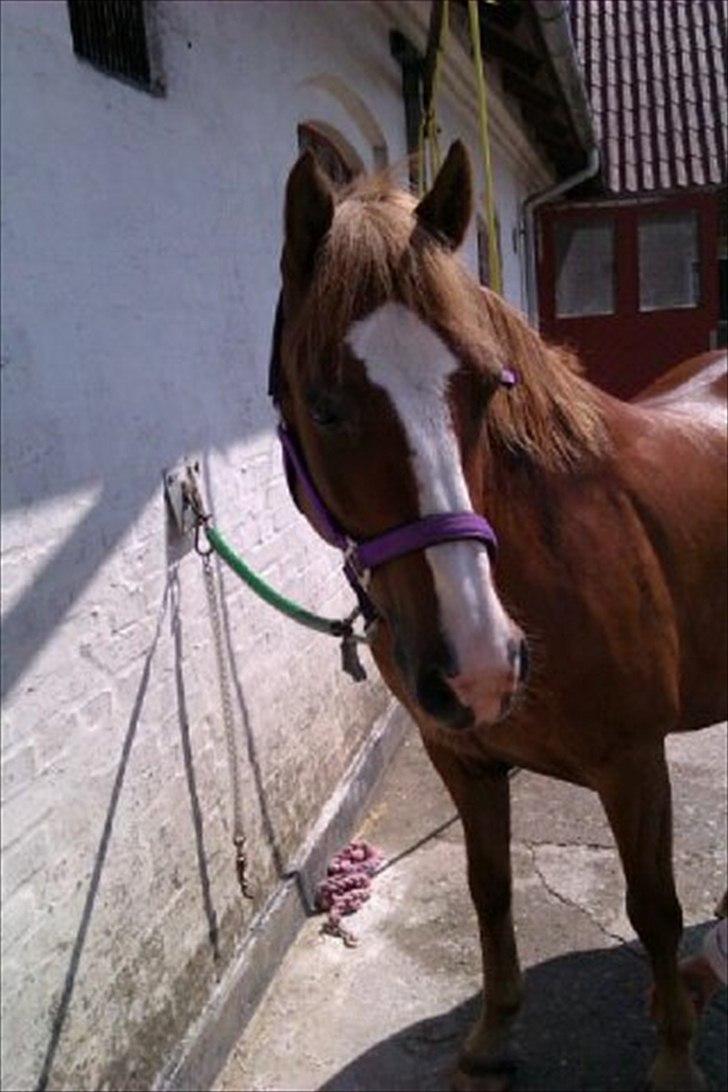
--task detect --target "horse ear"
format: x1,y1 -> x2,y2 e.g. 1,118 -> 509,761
415,140 -> 472,250
282,150 -> 335,290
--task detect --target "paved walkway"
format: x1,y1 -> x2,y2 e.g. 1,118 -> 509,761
216,723 -> 727,1091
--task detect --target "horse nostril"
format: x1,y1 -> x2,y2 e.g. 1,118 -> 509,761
417,667 -> 452,717
416,666 -> 473,729
517,639 -> 530,684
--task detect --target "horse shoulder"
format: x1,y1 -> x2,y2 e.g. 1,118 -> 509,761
607,394 -> 727,731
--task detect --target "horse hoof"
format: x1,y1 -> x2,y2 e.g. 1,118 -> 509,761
451,1051 -> 517,1092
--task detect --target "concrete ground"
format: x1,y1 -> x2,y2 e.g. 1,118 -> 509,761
216,723 -> 727,1092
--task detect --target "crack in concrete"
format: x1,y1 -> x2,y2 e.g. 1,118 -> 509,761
515,838 -> 613,852
523,842 -> 644,960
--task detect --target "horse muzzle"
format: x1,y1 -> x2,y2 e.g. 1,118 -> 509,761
415,636 -> 529,730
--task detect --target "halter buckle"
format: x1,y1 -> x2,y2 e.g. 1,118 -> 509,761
344,539 -> 371,589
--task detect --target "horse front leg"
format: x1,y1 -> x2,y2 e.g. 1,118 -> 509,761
596,745 -> 705,1092
425,741 -> 523,1091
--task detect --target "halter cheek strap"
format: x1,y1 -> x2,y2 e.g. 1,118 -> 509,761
278,423 -> 348,550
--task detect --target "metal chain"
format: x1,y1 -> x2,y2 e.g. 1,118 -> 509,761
201,553 -> 254,899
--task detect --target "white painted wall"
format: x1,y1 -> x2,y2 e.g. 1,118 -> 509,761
0,2 -> 552,1088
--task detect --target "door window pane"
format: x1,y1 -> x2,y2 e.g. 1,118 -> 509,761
555,219 -> 615,317
639,211 -> 700,311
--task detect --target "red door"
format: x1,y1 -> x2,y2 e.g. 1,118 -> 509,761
537,192 -> 720,399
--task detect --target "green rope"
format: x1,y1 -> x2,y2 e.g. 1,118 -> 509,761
204,524 -> 348,637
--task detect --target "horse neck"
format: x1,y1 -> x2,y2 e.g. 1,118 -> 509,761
480,382 -> 644,576
482,365 -> 628,500
473,289 -> 614,474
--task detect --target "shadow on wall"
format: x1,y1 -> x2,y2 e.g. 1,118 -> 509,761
0,299 -> 279,702
319,924 -> 728,1092
33,568 -> 224,1091
30,538 -> 331,1089
31,484 -> 315,1089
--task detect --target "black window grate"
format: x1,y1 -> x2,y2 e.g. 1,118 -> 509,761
67,0 -> 158,93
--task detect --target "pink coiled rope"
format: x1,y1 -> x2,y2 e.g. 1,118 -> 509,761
315,840 -> 384,947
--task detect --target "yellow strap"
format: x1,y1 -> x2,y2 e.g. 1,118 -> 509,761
418,0 -> 448,195
429,0 -> 447,176
467,0 -> 502,295
417,115 -> 427,197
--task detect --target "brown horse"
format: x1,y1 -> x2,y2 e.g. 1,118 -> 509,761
277,141 -> 727,1091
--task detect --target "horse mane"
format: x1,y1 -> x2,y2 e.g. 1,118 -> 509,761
477,289 -> 607,470
289,171 -> 607,472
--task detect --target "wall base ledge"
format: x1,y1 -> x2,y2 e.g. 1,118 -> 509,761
155,698 -> 410,1092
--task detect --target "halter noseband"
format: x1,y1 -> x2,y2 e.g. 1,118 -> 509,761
269,295 -> 514,623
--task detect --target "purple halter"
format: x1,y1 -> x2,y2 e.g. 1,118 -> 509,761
269,295 -> 516,621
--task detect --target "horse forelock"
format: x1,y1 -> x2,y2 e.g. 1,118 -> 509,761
285,173 -> 607,472
288,177 -> 498,377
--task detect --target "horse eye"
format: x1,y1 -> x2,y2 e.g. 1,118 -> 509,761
308,393 -> 344,429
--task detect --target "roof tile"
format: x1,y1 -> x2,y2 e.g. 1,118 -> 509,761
571,0 -> 727,193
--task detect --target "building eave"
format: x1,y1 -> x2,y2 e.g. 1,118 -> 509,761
530,0 -> 597,156
375,0 -> 555,188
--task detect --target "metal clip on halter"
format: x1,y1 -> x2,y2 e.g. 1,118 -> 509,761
343,538 -> 371,590
340,628 -> 367,682
331,604 -> 369,682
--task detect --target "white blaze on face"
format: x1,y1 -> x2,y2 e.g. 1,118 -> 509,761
347,302 -> 516,703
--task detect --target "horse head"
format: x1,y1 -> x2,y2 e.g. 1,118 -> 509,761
277,141 -> 528,730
